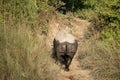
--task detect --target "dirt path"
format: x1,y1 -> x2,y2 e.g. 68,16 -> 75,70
47,17 -> 94,80
59,52 -> 93,80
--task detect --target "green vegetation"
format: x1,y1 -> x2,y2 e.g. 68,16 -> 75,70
0,0 -> 120,80
75,0 -> 120,46
73,0 -> 120,80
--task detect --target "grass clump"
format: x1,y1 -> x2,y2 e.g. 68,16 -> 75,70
78,36 -> 120,80
0,20 -> 59,80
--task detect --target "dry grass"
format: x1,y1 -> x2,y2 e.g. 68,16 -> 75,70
0,20 -> 60,80
78,35 -> 120,80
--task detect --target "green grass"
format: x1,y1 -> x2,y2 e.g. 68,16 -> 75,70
78,35 -> 120,80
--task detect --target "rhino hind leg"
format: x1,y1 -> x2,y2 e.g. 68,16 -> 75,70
63,55 -> 72,71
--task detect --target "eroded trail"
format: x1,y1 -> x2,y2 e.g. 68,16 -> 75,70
47,17 -> 94,80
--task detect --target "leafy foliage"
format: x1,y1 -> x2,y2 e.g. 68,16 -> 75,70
36,0 -> 51,12
96,0 -> 120,46
2,0 -> 37,20
48,0 -> 65,9
74,0 -> 120,46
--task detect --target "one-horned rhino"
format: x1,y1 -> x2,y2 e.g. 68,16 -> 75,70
53,29 -> 78,71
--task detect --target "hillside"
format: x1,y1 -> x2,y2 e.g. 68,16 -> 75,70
0,0 -> 120,80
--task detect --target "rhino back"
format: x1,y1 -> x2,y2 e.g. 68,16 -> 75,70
55,30 -> 76,43
55,41 -> 78,54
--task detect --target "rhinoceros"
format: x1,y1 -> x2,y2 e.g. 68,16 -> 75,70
53,29 -> 78,71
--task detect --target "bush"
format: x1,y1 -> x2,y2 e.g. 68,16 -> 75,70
75,0 -> 120,46
2,0 -> 37,21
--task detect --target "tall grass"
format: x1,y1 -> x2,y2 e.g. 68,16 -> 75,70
78,35 -> 120,80
0,19 -> 59,80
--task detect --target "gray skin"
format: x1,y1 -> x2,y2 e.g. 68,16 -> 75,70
53,39 -> 78,71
